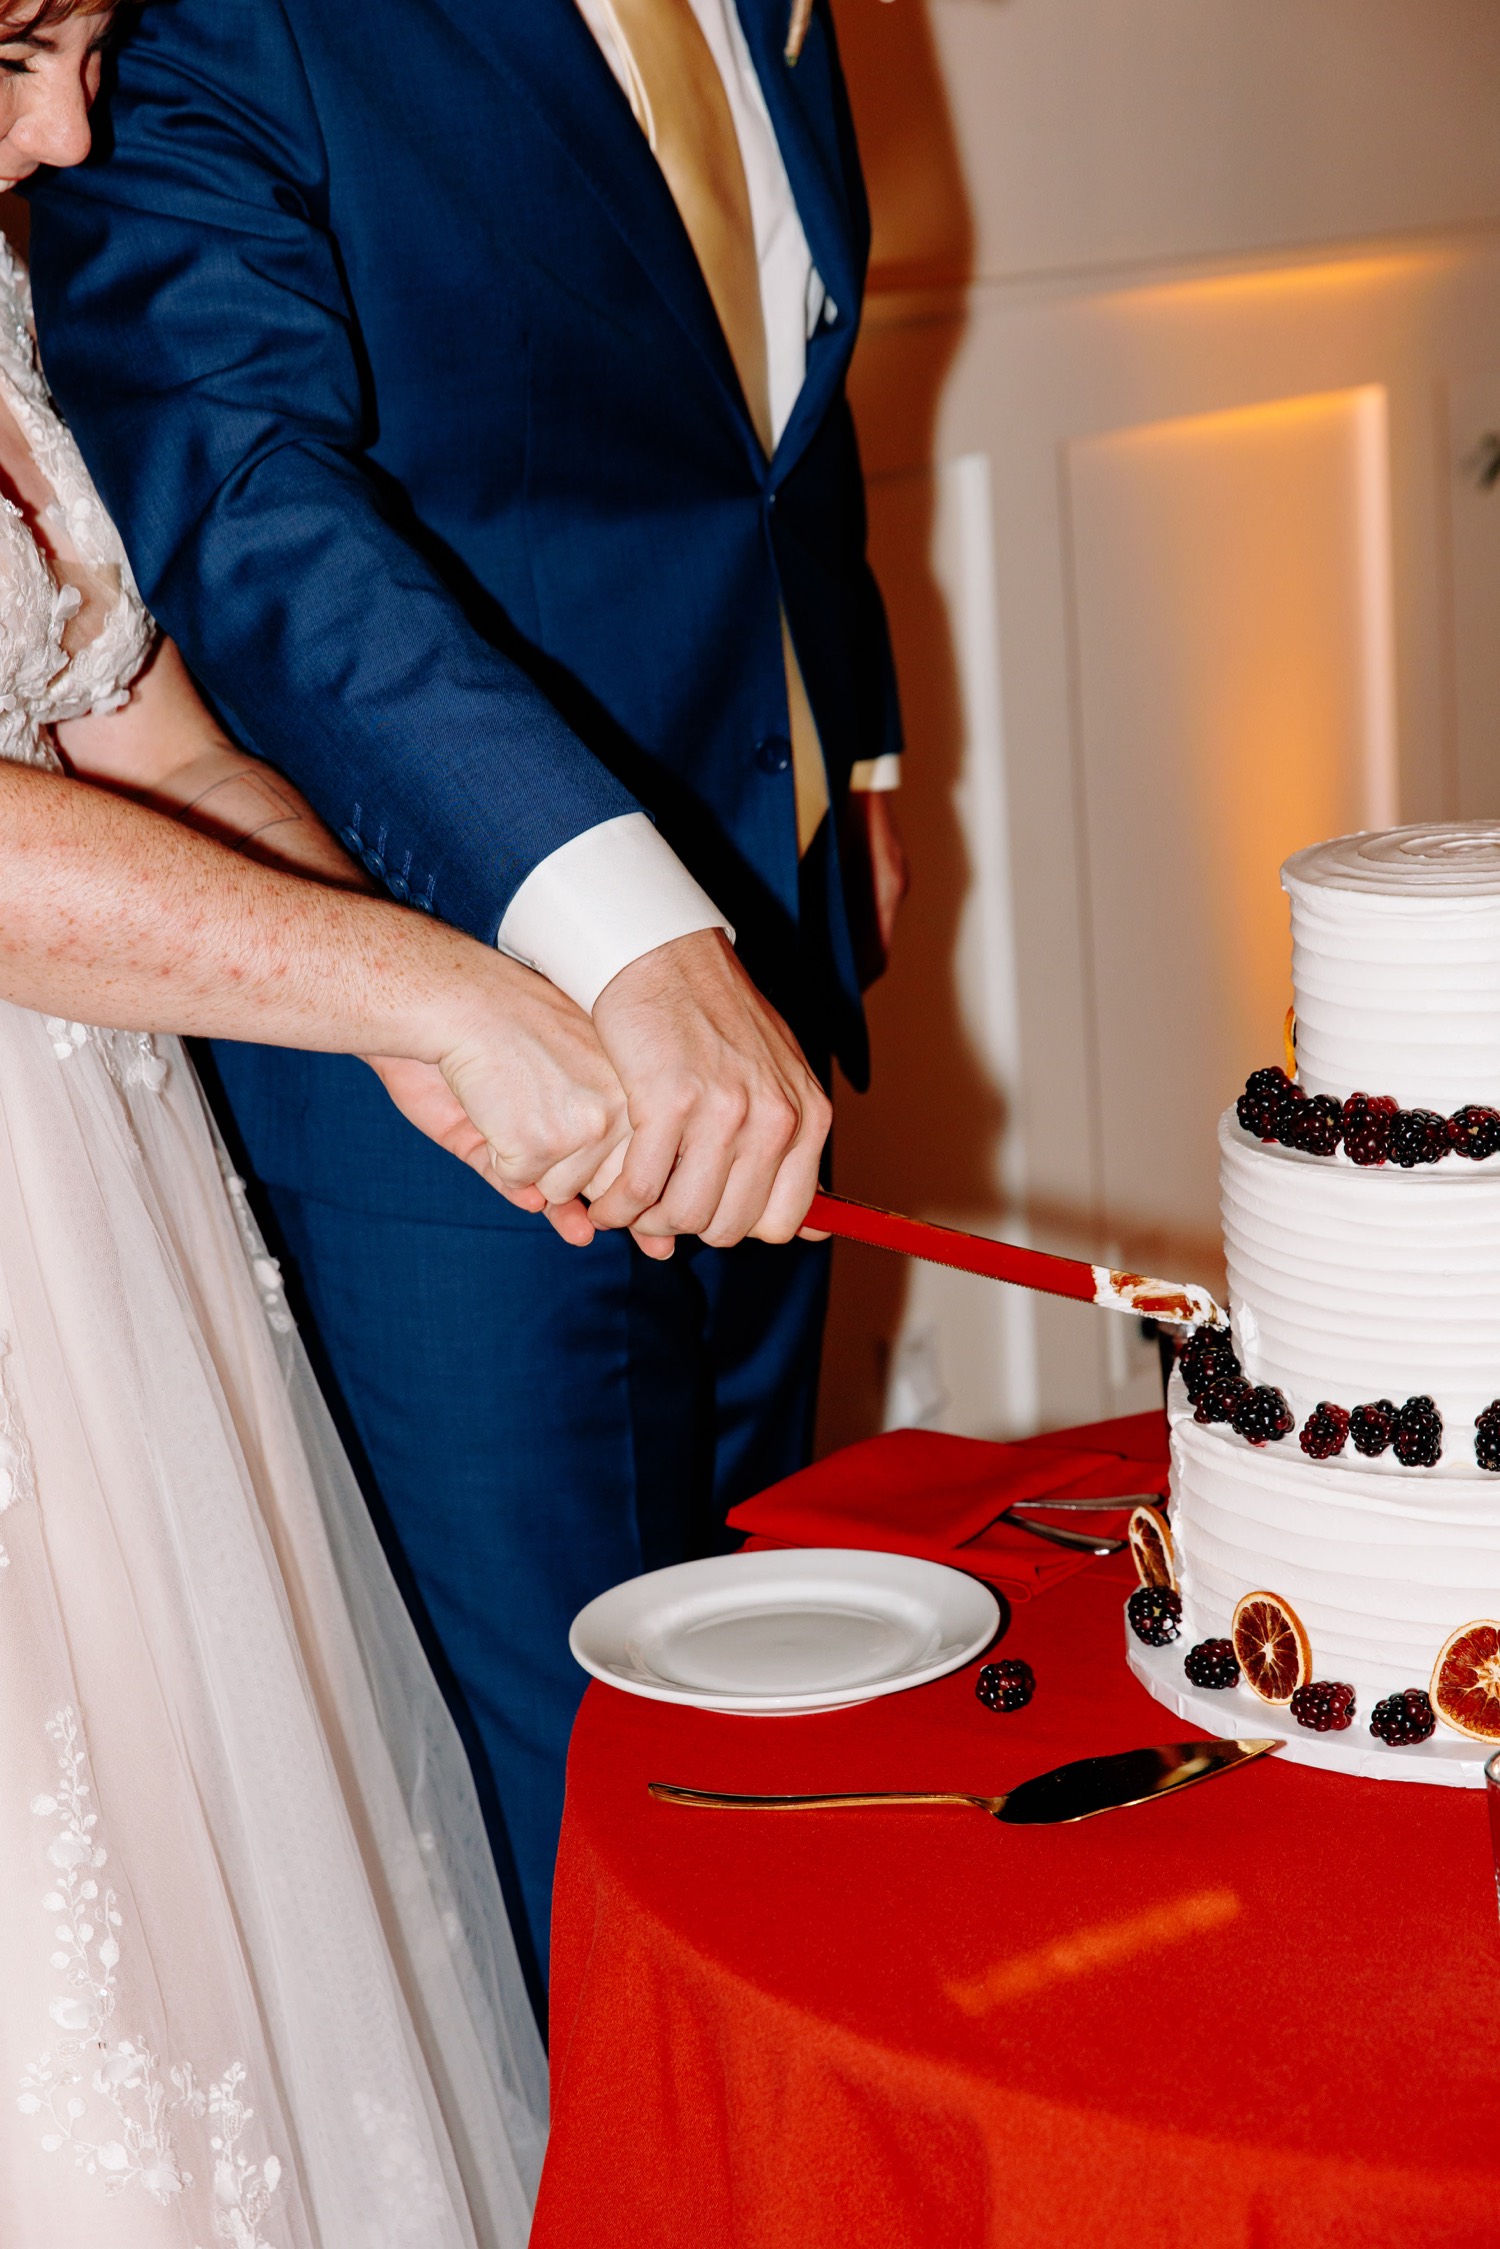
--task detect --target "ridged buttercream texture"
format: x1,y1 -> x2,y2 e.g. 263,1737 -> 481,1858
1154,823 -> 1500,1759
1220,1111 -> 1500,1434
1284,824 -> 1500,1108
1171,1392 -> 1500,1701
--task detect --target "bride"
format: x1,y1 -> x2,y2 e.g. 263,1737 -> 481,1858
0,3 -> 623,2241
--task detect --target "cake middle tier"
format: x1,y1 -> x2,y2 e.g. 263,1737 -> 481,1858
1220,1109 -> 1500,1442
1170,1394 -> 1500,1701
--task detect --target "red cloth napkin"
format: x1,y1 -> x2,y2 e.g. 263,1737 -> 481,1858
727,1416 -> 1169,1601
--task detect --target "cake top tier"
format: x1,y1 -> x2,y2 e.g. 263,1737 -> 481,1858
1285,825 -> 1500,898
1283,824 -> 1500,1110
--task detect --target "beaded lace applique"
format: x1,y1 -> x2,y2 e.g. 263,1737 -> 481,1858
0,236 -> 164,1089
217,1153 -> 295,1338
18,1709 -> 285,2244
0,234 -> 153,762
0,1327 -> 35,1580
44,1019 -> 170,1094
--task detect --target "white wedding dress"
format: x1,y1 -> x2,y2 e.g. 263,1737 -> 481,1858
0,239 -> 547,2246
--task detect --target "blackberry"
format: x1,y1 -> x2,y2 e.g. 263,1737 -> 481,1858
1285,1093 -> 1344,1157
1194,1373 -> 1252,1427
1126,1584 -> 1182,1647
1388,1108 -> 1449,1168
1290,1679 -> 1356,1732
1231,1384 -> 1295,1447
1342,1092 -> 1398,1167
1236,1066 -> 1295,1143
1369,1688 -> 1436,1747
1476,1400 -> 1500,1472
1449,1105 -> 1500,1162
1184,1638 -> 1239,1690
1392,1395 -> 1442,1468
1179,1324 -> 1240,1403
975,1658 -> 1035,1713
1299,1402 -> 1350,1460
1349,1400 -> 1398,1457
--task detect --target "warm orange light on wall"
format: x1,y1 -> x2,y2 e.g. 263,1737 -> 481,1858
1065,383 -> 1396,1233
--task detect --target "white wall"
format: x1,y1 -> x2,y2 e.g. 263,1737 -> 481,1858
819,0 -> 1500,1449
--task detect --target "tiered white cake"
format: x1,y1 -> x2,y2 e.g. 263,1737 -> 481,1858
1130,824 -> 1500,1784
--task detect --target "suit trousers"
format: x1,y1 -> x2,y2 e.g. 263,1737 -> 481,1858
203,1042 -> 830,1998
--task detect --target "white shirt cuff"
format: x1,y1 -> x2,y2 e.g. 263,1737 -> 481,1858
496,812 -> 735,1013
849,754 -> 902,792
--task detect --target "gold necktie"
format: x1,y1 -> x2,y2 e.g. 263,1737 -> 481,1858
596,0 -> 830,851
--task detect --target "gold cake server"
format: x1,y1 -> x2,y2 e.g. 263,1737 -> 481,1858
650,1736 -> 1281,1826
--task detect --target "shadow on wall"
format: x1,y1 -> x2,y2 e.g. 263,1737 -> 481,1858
818,0 -> 995,1452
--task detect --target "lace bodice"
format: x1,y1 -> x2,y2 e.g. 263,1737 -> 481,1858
0,234 -> 153,771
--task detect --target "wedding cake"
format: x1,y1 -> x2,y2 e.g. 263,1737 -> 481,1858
1127,824 -> 1500,1784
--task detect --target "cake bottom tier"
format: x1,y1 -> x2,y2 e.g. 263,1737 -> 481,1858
1156,1391 -> 1500,1785
1128,1634 -> 1488,1785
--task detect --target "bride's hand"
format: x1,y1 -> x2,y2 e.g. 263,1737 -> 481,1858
366,963 -> 630,1247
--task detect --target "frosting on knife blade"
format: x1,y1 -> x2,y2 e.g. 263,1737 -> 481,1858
1092,1267 -> 1226,1328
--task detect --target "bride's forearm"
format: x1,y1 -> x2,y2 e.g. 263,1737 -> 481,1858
55,636 -> 373,888
142,742 -> 372,886
0,759 -> 505,1061
48,640 -> 629,1214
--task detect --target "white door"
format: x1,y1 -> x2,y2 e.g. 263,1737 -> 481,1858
819,0 -> 1500,1449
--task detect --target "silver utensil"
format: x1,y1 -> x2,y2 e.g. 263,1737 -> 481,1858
997,1509 -> 1124,1557
1007,1492 -> 1166,1513
650,1737 -> 1280,1825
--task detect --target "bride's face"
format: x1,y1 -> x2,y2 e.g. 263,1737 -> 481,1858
0,4 -> 114,190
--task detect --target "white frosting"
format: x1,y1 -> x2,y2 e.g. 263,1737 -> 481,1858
1170,1387 -> 1500,1702
1126,1632 -> 1489,1783
1220,1110 -> 1500,1437
1284,824 -> 1500,1108
1134,824 -> 1500,1771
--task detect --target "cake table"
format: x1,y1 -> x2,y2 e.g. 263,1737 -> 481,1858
533,1523 -> 1500,2249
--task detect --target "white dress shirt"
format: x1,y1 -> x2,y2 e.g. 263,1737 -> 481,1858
497,0 -> 897,1014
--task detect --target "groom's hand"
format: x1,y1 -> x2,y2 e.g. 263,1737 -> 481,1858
586,929 -> 831,1255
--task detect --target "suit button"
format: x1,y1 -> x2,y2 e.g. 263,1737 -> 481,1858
364,849 -> 386,878
755,734 -> 791,775
339,826 -> 361,851
387,872 -> 410,901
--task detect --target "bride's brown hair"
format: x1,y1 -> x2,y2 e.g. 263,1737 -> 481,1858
0,0 -> 118,27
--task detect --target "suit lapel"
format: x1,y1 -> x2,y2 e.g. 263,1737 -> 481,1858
444,0 -> 754,442
731,0 -> 861,462
734,0 -> 857,323
437,0 -> 861,468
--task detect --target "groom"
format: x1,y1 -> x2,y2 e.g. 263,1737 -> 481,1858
27,0 -> 903,1981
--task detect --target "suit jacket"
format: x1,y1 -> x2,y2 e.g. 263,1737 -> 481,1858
26,0 -> 900,1095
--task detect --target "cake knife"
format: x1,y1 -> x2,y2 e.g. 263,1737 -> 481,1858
804,1190 -> 1225,1330
650,1736 -> 1280,1825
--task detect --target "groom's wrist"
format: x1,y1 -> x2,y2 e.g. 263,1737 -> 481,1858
495,812 -> 733,1012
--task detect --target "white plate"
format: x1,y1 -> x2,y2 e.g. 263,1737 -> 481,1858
569,1547 -> 1001,1714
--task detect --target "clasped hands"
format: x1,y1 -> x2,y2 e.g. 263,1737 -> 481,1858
369,928 -> 832,1255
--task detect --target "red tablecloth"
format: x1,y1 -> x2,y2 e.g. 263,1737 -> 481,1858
534,1431 -> 1500,2249
727,1412 -> 1170,1601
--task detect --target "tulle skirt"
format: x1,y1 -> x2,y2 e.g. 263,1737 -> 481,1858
0,1002 -> 547,2246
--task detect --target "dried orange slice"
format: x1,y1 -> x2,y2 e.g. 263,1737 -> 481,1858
1231,1590 -> 1311,1705
1282,1005 -> 1298,1079
1430,1619 -> 1500,1740
1128,1504 -> 1176,1590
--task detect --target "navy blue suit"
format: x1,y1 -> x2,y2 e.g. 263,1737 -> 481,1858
27,0 -> 899,1982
